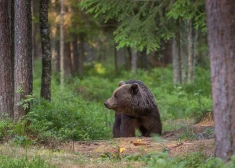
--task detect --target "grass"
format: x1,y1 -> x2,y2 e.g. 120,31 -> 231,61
0,142 -> 234,168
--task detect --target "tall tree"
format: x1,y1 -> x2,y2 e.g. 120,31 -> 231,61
172,38 -> 181,84
206,0 -> 235,161
50,0 -> 60,73
187,19 -> 193,83
179,24 -> 186,83
60,0 -> 65,87
39,0 -> 51,100
0,0 -> 14,118
78,34 -> 84,77
131,49 -> 137,73
14,0 -> 32,122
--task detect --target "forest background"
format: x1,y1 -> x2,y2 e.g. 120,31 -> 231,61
0,0 -> 234,167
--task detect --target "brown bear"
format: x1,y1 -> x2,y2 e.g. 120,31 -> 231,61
104,80 -> 162,138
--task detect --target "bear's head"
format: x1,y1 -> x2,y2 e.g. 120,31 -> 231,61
104,81 -> 141,116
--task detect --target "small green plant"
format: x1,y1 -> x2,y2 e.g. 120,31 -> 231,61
177,126 -> 197,141
0,155 -> 55,168
0,116 -> 13,140
17,94 -> 34,110
13,135 -> 35,146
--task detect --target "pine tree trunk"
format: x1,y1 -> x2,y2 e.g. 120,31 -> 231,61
187,19 -> 193,83
14,0 -> 32,122
206,0 -> 235,161
0,0 -> 14,118
180,24 -> 186,83
131,49 -> 137,73
114,41 -> 118,74
192,29 -> 198,81
126,47 -> 132,71
140,49 -> 147,70
60,0 -> 64,87
51,0 -> 60,73
172,38 -> 181,84
39,0 -> 51,100
71,35 -> 79,75
78,35 -> 84,77
64,42 -> 72,76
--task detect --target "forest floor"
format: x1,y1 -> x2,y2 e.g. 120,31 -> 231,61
0,113 -> 214,168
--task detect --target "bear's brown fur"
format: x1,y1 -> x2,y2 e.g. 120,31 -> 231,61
104,80 -> 162,137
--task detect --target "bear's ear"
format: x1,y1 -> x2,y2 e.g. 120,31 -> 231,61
118,81 -> 125,87
130,83 -> 139,94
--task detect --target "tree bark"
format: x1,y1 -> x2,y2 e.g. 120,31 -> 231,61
187,19 -> 193,83
64,42 -> 72,76
126,47 -> 132,71
51,0 -> 60,73
71,35 -> 79,75
78,35 -> 84,77
60,0 -> 64,87
206,0 -> 235,161
180,21 -> 186,83
51,25 -> 60,73
114,42 -> 118,74
39,0 -> 51,100
139,49 -> 147,70
192,29 -> 199,81
0,0 -> 14,118
14,0 -> 32,122
172,38 -> 181,84
131,49 -> 137,73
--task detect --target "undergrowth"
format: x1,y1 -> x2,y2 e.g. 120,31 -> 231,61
0,155 -> 55,168
0,62 -> 212,143
100,151 -> 235,168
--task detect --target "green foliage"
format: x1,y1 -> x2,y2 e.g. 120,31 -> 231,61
0,117 -> 13,140
79,0 -> 206,52
79,0 -> 174,53
28,95 -> 113,141
0,155 -> 55,168
0,63 -> 212,142
166,0 -> 206,32
12,135 -> 35,147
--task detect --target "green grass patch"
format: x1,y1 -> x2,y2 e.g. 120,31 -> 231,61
0,155 -> 55,168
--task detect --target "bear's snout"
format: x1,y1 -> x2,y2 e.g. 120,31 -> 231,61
104,101 -> 109,108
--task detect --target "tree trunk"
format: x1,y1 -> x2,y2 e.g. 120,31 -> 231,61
162,41 -> 172,65
78,35 -> 84,77
14,0 -> 32,122
187,19 -> 193,83
192,29 -> 199,81
51,26 -> 60,73
172,38 -> 181,84
60,0 -> 64,87
71,35 -> 79,75
180,21 -> 186,83
206,0 -> 235,161
32,1 -> 41,60
126,47 -> 132,71
39,0 -> 51,101
51,0 -> 60,73
0,0 -> 14,118
131,49 -> 137,73
114,42 -> 118,74
139,49 -> 147,70
64,42 -> 72,76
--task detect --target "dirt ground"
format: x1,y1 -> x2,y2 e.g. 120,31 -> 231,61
59,112 -> 214,158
